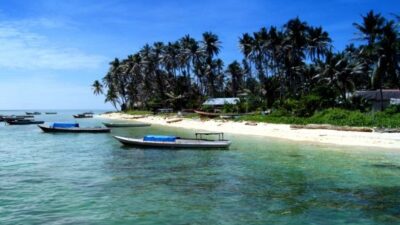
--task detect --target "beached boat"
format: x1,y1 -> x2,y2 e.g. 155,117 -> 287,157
38,123 -> 110,133
73,113 -> 93,118
7,119 -> 44,125
114,132 -> 231,149
102,122 -> 151,128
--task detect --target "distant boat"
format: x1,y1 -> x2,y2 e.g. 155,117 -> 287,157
73,113 -> 93,118
102,122 -> 151,128
114,132 -> 231,149
26,112 -> 41,115
2,115 -> 34,122
38,123 -> 110,133
45,112 -> 57,115
6,119 -> 44,125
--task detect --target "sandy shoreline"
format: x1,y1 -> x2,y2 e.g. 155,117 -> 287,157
98,113 -> 400,150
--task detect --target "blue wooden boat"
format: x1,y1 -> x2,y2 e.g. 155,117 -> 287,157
38,123 -> 110,133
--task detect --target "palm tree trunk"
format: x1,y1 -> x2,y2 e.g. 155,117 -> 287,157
380,87 -> 384,111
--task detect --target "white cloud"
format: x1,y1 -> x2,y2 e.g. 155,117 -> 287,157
0,19 -> 105,70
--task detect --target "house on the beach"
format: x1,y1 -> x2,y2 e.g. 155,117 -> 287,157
354,89 -> 400,110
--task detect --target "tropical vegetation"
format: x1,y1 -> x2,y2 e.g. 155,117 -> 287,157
93,11 -> 400,124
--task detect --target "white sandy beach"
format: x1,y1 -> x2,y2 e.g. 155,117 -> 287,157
99,113 -> 400,150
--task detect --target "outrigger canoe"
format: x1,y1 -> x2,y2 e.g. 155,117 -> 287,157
38,123 -> 110,133
114,132 -> 231,149
102,122 -> 151,128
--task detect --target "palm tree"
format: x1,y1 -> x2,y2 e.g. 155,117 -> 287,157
307,26 -> 332,61
92,80 -> 103,95
201,32 -> 221,97
226,61 -> 244,97
105,86 -> 119,111
353,10 -> 385,46
315,53 -> 364,102
372,55 -> 387,111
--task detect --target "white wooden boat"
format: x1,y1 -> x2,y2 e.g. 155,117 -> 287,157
114,132 -> 231,149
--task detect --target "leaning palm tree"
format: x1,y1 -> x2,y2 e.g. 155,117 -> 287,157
92,80 -> 103,95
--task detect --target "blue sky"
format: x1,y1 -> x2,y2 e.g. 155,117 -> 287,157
0,0 -> 398,109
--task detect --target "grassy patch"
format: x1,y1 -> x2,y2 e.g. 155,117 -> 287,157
238,108 -> 400,128
124,110 -> 152,115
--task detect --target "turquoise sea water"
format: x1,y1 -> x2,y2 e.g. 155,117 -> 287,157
1,110 -> 400,225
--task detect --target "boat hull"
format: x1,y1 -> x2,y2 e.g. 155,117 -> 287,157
7,120 -> 44,125
38,125 -> 110,133
114,136 -> 231,149
103,122 -> 151,128
73,115 -> 93,118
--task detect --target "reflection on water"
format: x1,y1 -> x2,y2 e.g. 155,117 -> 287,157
0,110 -> 400,224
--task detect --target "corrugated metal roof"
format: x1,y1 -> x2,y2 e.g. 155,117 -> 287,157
203,98 -> 240,106
354,90 -> 400,100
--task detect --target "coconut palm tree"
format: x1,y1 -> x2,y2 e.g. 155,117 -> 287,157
201,32 -> 221,97
92,80 -> 103,95
226,61 -> 244,97
315,53 -> 364,102
307,26 -> 332,61
353,10 -> 385,46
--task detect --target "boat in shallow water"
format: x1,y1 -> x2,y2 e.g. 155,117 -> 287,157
45,112 -> 57,115
38,123 -> 110,133
102,122 -> 151,128
114,132 -> 231,149
7,119 -> 44,125
73,113 -> 93,118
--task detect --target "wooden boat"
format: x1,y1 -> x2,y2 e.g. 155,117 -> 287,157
1,115 -> 33,122
38,123 -> 110,133
7,119 -> 44,125
194,110 -> 221,118
114,132 -> 231,149
73,113 -> 93,118
102,122 -> 151,128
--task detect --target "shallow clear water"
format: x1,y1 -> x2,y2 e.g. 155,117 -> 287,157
1,110 -> 400,224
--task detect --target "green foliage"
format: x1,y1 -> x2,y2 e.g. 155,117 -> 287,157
239,108 -> 400,128
279,94 -> 322,117
124,110 -> 152,115
384,105 -> 400,115
222,103 -> 238,113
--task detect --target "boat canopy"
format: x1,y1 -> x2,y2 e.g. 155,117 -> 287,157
52,123 -> 79,128
143,135 -> 176,142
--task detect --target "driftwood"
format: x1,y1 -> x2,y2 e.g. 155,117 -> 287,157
290,124 -> 374,132
374,128 -> 400,133
245,122 -> 258,126
166,118 -> 183,124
